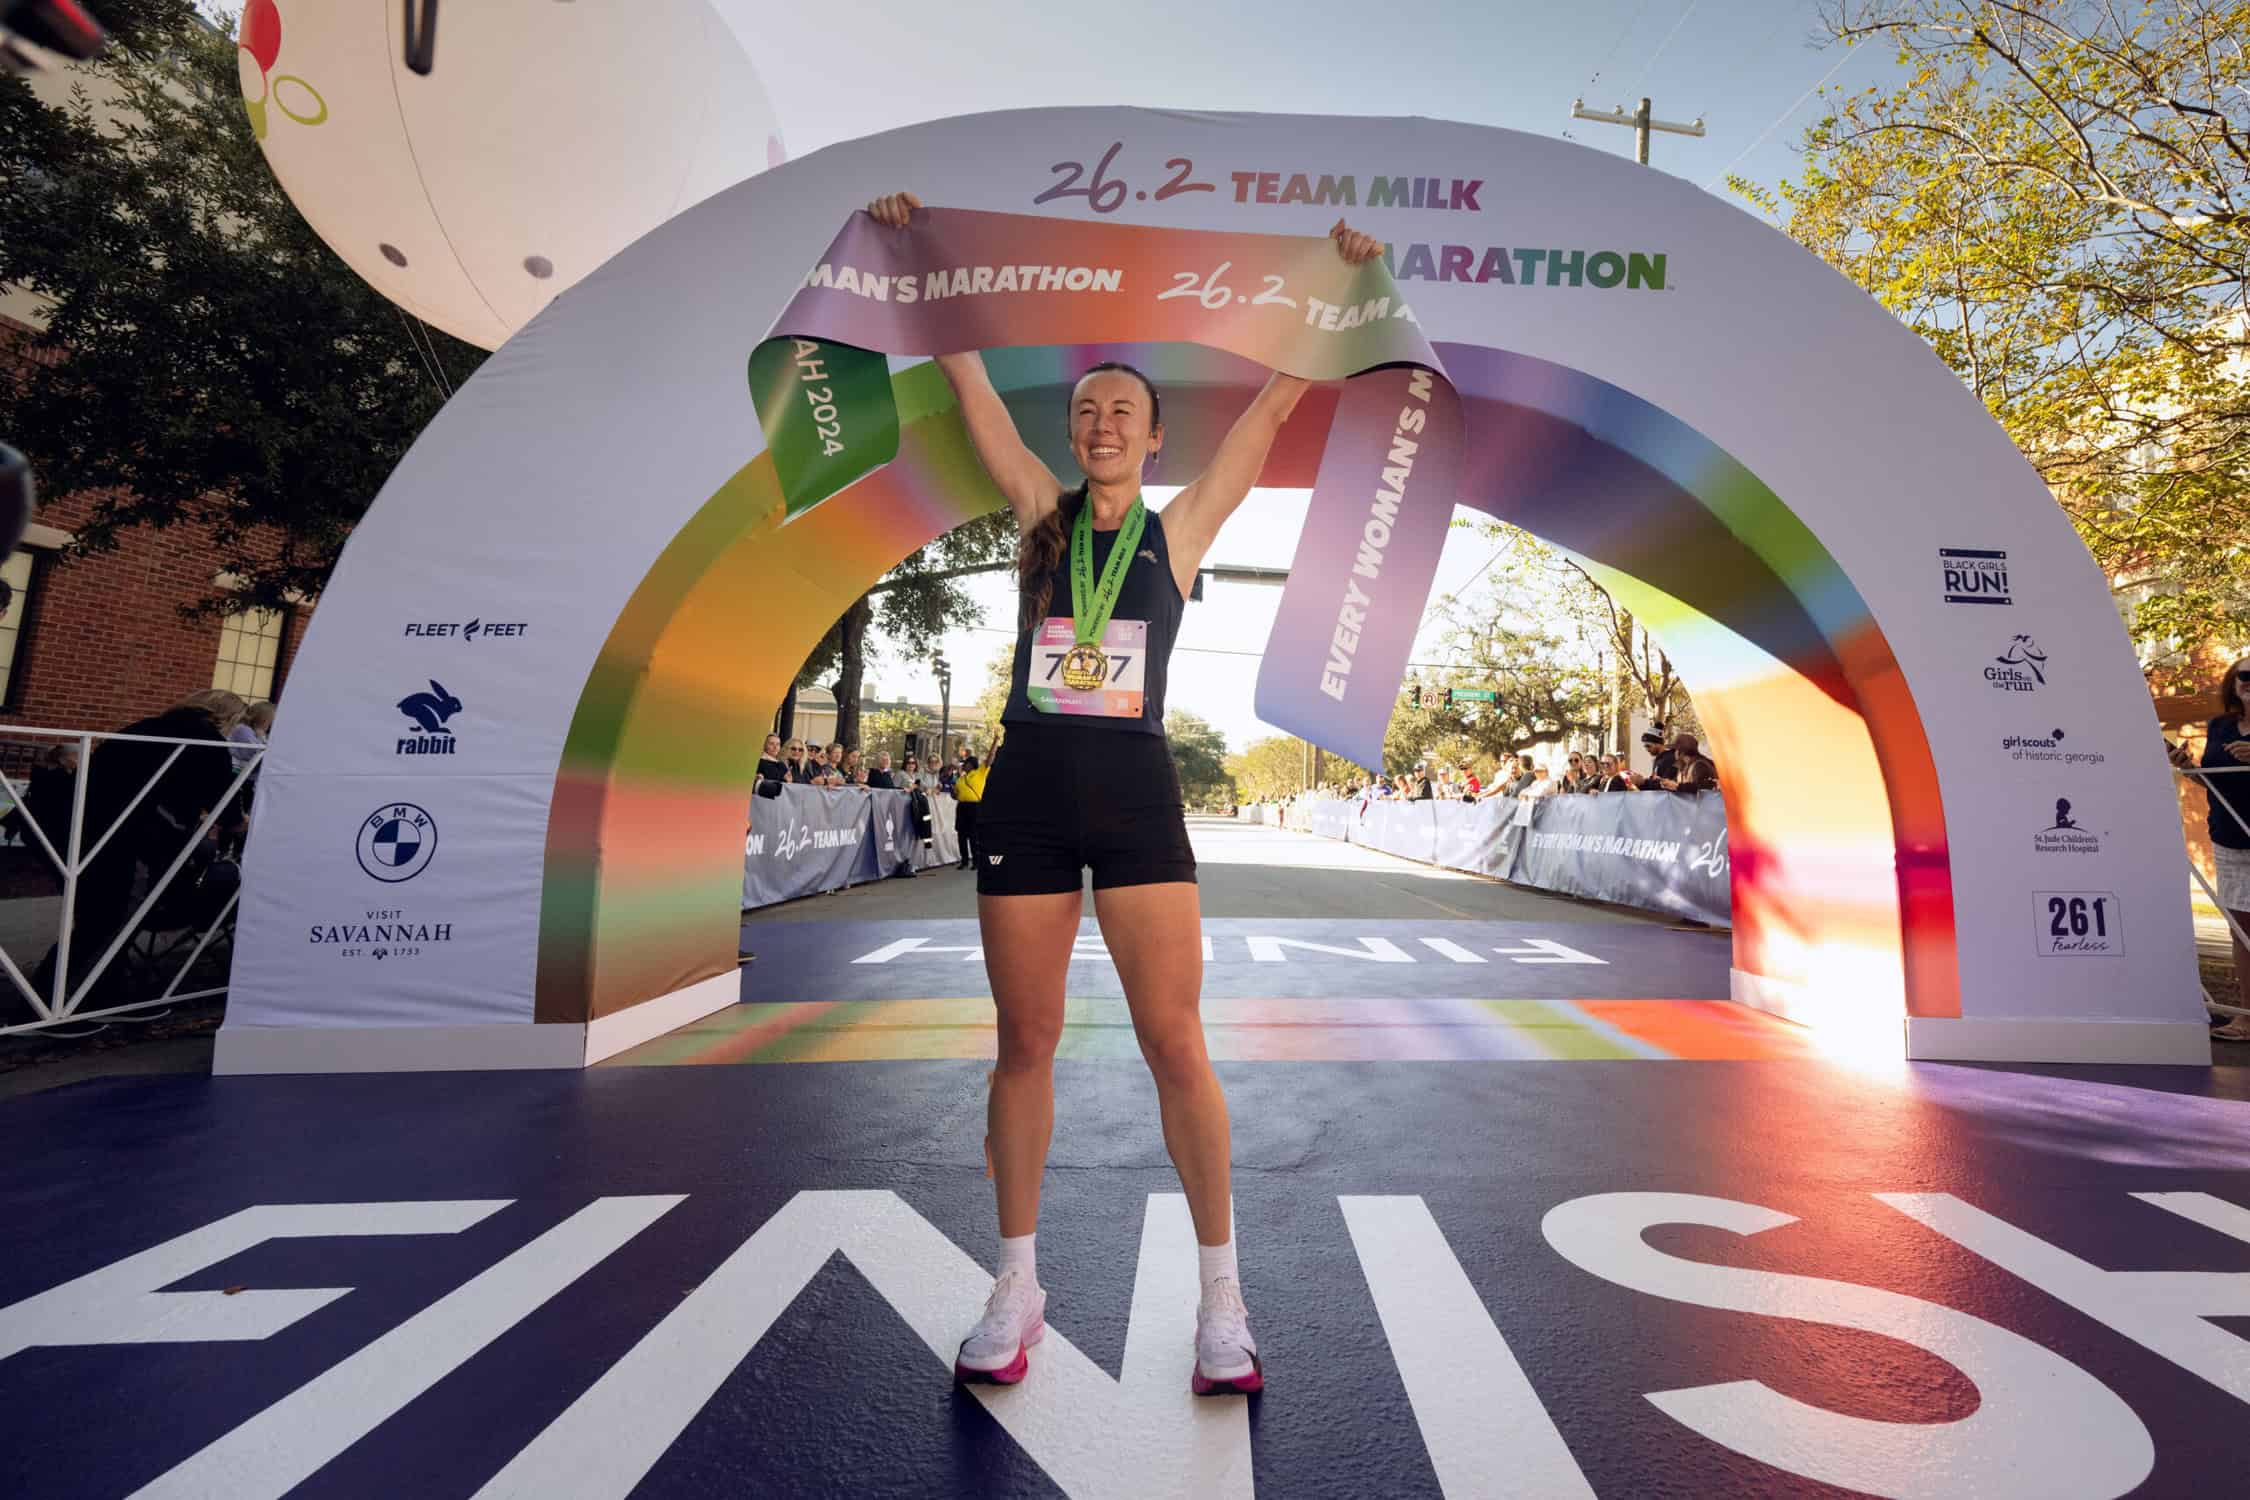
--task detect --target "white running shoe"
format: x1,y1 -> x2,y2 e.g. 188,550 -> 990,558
954,1268 -> 1046,1385
1192,1277 -> 1263,1395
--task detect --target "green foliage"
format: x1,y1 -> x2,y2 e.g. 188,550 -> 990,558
969,639 -> 1014,754
1743,0 -> 2250,667
1163,709 -> 1234,808
0,9 -> 487,617
1225,734 -> 1370,802
860,705 -> 925,760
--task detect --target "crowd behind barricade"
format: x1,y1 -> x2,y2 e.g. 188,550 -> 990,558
751,731 -> 994,872
1268,723 -> 1719,815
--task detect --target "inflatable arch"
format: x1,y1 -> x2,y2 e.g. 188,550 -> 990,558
216,108 -> 2206,1073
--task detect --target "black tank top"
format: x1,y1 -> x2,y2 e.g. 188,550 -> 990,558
1000,495 -> 1184,738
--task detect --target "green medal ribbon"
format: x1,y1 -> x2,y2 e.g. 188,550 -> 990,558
1060,496 -> 1146,691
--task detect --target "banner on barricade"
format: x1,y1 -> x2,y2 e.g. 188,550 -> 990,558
744,785 -> 880,909
1507,792 -> 1730,925
1270,790 -> 1731,927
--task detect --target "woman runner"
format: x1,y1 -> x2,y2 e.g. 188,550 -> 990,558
867,191 -> 1382,1396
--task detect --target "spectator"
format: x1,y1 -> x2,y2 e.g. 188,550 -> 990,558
851,768 -> 871,789
1504,756 -> 1537,796
938,753 -> 961,796
25,690 -> 250,1010
1657,732 -> 1717,792
755,733 -> 788,793
2182,655 -> 2250,1040
841,747 -> 864,782
953,752 -> 989,870
1641,724 -> 1674,784
1596,754 -> 1633,792
903,752 -> 921,783
1459,762 -> 1481,800
1524,765 -> 1557,799
781,739 -> 817,784
229,699 -> 275,773
824,742 -> 848,787
1563,751 -> 1588,792
867,751 -> 898,790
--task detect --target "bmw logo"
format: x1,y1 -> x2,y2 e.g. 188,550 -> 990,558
357,802 -> 438,882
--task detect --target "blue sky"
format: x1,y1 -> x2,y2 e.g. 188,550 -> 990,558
210,0 -> 1889,754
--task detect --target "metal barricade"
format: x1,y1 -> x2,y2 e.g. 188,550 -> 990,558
2177,759 -> 2248,1021
0,725 -> 259,1036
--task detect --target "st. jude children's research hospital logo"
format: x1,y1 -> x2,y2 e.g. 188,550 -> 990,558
1985,633 -> 2048,692
358,803 -> 437,882
396,679 -> 463,755
2033,797 -> 2102,856
1940,547 -> 2012,605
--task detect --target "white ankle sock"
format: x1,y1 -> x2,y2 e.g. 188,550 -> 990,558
999,1232 -> 1037,1286
1198,1238 -> 1238,1294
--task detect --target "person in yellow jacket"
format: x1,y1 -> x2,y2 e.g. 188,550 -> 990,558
952,752 -> 989,870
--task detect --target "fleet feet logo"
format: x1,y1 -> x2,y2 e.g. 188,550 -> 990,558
237,0 -> 327,143
1985,634 -> 2048,692
395,679 -> 463,755
403,618 -> 529,642
2032,798 -> 2102,856
357,803 -> 437,882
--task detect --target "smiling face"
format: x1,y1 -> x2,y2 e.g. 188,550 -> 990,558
1069,369 -> 1161,489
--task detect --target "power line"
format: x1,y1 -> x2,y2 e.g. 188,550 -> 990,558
1626,0 -> 1699,102
1567,0 -> 1652,140
1703,42 -> 1862,190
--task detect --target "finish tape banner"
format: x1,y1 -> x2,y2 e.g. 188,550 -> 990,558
747,207 -> 1462,767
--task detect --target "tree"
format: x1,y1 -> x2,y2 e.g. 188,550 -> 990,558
0,7 -> 487,617
1735,0 -> 2250,669
1164,709 -> 1234,808
796,512 -> 1013,749
1225,734 -> 1371,802
968,638 -> 1014,755
860,705 -> 925,763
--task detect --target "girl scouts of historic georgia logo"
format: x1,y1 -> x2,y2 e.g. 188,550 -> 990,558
358,803 -> 437,882
238,0 -> 327,143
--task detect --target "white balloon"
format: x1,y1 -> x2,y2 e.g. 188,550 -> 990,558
239,0 -> 785,350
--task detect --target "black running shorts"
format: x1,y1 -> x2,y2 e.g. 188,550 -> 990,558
973,721 -> 1197,896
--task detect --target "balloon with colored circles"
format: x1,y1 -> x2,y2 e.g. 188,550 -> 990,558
237,0 -> 786,350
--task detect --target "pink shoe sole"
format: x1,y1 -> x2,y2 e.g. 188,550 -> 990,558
955,1318 -> 1044,1385
1191,1352 -> 1264,1396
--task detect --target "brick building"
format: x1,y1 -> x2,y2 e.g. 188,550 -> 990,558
1,314 -> 311,734
3,33 -> 312,736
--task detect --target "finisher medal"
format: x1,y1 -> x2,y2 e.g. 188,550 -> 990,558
1060,642 -> 1109,691
1067,493 -> 1146,693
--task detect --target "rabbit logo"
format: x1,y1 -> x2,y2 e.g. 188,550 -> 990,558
395,680 -> 463,756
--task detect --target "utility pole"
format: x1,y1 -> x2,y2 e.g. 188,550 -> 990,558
1568,96 -> 1705,166
1566,99 -> 1702,760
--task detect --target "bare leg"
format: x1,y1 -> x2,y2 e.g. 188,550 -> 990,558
1094,881 -> 1231,1245
978,889 -> 1082,1237
2232,908 -> 2250,1017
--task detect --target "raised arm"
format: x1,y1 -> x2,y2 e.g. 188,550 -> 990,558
1160,218 -> 1385,589
867,193 -> 1062,529
932,350 -> 1065,529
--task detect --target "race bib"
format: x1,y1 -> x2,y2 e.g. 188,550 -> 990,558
1027,618 -> 1148,717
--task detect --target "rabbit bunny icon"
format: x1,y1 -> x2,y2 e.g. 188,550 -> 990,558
397,680 -> 463,737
